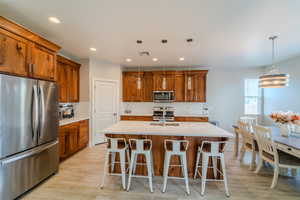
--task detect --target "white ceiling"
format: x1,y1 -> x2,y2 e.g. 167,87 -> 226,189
1,0 -> 300,68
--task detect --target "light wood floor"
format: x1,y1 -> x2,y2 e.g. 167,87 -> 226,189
21,142 -> 300,200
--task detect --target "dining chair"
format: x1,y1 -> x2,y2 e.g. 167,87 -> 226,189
238,121 -> 258,170
254,125 -> 300,188
240,116 -> 257,133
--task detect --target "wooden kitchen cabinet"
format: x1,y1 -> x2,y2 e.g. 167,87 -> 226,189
68,124 -> 80,154
153,71 -> 175,91
57,55 -> 80,103
0,29 -> 29,77
0,16 -> 60,80
69,66 -> 80,102
122,72 -> 143,102
59,127 -> 68,159
30,44 -> 56,81
185,71 -> 207,102
142,71 -> 153,102
59,120 -> 89,160
79,120 -> 89,149
174,71 -> 186,102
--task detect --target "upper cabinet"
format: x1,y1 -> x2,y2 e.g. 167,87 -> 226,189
30,44 -> 56,81
122,72 -> 143,102
122,70 -> 208,102
57,55 -> 80,103
153,71 -> 175,91
184,71 -> 207,102
122,71 -> 153,102
0,28 -> 29,77
0,16 -> 60,80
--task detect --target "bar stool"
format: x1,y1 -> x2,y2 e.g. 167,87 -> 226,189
101,137 -> 130,190
162,139 -> 190,195
127,138 -> 154,193
194,141 -> 229,197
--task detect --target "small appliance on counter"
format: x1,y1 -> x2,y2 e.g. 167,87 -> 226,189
153,91 -> 175,103
59,103 -> 74,120
153,106 -> 175,121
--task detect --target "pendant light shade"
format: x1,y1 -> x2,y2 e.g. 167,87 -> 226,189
259,36 -> 289,88
259,72 -> 289,88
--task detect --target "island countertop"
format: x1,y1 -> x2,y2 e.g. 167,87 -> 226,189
103,121 -> 234,138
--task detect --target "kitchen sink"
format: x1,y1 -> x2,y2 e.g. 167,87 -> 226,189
150,122 -> 180,126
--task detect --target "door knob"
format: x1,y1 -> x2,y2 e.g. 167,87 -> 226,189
113,113 -> 117,116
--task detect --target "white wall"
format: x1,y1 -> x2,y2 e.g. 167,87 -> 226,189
263,56 -> 300,125
206,67 -> 263,131
88,58 -> 122,145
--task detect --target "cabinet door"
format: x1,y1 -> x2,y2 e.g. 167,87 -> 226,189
0,29 -> 29,76
31,44 -> 56,81
142,72 -> 153,102
58,127 -> 67,159
79,120 -> 89,149
68,124 -> 79,154
69,66 -> 79,102
122,72 -> 143,102
57,62 -> 69,102
153,72 -> 175,91
185,72 -> 207,102
174,72 -> 185,102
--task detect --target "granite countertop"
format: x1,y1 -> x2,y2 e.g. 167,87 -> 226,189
103,121 -> 233,138
59,116 -> 90,126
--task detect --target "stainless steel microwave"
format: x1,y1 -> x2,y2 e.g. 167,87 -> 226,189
153,91 -> 175,103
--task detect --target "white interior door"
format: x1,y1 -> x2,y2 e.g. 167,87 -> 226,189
93,80 -> 118,145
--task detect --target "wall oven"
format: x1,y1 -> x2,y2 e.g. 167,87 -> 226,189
153,91 -> 175,103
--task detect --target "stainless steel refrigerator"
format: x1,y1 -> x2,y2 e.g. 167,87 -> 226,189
0,74 -> 59,200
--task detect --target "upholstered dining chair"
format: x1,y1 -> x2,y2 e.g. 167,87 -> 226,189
238,121 -> 258,170
254,125 -> 300,188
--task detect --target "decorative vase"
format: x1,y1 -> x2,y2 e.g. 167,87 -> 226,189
280,123 -> 291,137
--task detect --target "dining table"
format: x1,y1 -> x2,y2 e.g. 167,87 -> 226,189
233,125 -> 300,159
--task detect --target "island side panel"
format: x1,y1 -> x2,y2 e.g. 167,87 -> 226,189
105,133 -> 227,178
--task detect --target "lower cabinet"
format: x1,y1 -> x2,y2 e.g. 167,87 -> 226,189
59,119 -> 89,160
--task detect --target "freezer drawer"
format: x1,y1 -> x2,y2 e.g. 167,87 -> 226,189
0,141 -> 59,200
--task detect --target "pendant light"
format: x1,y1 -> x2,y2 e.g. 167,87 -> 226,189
259,36 -> 289,88
137,66 -> 142,90
162,66 -> 167,90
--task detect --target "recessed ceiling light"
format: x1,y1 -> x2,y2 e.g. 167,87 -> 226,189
152,58 -> 158,62
126,58 -> 132,62
48,17 -> 61,24
179,57 -> 185,61
89,47 -> 97,51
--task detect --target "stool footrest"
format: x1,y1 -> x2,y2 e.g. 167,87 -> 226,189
131,175 -> 152,179
166,176 -> 185,180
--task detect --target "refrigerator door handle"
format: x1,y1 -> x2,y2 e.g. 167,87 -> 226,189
1,141 -> 58,166
32,85 -> 39,140
38,85 -> 45,139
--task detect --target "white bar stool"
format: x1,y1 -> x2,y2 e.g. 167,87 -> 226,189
127,138 -> 154,193
194,141 -> 229,197
101,137 -> 130,190
162,139 -> 190,195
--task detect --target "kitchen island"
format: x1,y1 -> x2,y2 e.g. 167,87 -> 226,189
103,121 -> 233,178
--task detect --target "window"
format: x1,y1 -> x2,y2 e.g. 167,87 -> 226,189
244,79 -> 261,115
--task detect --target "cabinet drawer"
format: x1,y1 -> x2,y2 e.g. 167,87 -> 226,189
277,143 -> 300,158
